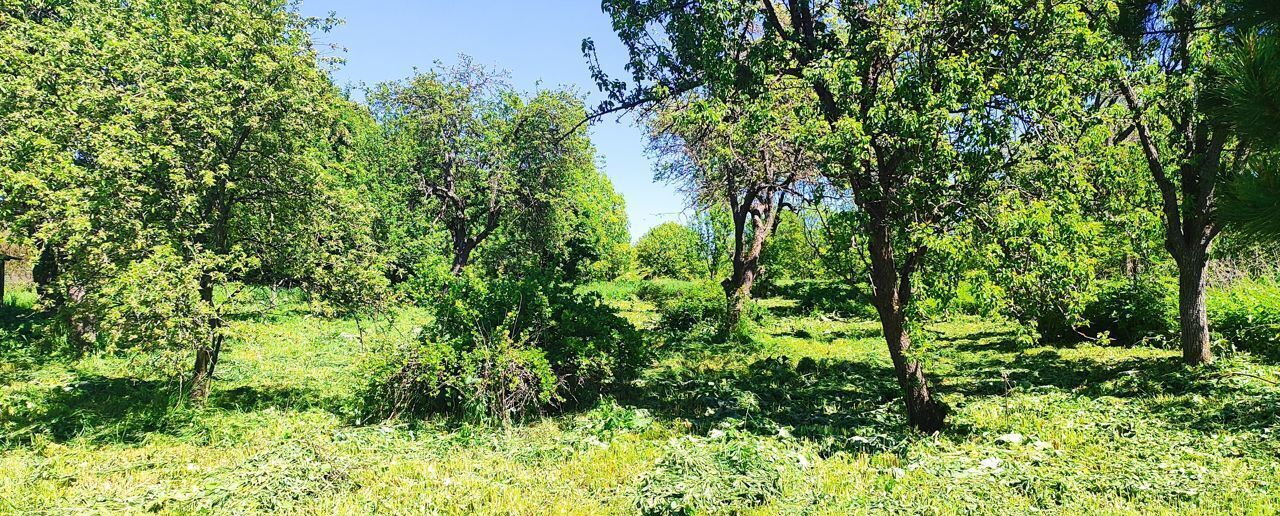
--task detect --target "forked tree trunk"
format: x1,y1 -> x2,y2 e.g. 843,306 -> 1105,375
1176,252 -> 1212,365
866,219 -> 945,433
721,193 -> 783,333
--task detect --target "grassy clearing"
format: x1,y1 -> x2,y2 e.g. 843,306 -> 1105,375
1,283 -> 1278,514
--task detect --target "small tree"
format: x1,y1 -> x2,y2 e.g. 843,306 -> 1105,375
1104,0 -> 1262,364
635,222 -> 705,280
1,0 -> 381,398
647,91 -> 815,329
369,59 -> 593,277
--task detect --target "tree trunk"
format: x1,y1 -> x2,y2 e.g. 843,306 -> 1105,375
190,274 -> 223,400
450,243 -> 473,276
866,219 -> 945,433
722,212 -> 769,333
1177,255 -> 1212,365
723,266 -> 757,332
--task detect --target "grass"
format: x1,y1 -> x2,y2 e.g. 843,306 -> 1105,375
1,282 -> 1278,514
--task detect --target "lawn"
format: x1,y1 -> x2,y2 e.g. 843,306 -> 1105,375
1,283 -> 1278,514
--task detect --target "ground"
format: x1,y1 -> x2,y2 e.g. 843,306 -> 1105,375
0,283 -> 1277,514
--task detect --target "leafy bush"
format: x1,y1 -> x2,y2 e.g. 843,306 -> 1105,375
366,274 -> 643,424
1080,279 -> 1176,345
653,281 -> 727,342
762,280 -> 876,318
634,222 -> 705,280
1210,280 -> 1280,357
633,430 -> 789,515
635,277 -> 701,304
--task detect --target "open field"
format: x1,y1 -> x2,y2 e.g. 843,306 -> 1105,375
1,283 -> 1276,514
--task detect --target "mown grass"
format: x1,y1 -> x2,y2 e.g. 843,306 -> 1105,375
1,282 -> 1278,514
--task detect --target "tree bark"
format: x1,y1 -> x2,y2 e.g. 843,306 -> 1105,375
1176,253 -> 1212,365
866,217 -> 946,433
450,242 -> 474,276
723,266 -> 757,331
721,191 -> 782,333
189,273 -> 223,400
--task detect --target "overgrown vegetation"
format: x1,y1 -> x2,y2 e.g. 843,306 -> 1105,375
1,282 -> 1277,513
2,0 -> 1279,512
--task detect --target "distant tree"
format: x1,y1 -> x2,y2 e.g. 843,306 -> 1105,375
634,222 -> 704,280
369,59 -> 594,277
561,168 -> 634,281
687,204 -> 733,282
647,91 -> 816,329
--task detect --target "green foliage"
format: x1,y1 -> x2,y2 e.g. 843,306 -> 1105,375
3,283 -> 1280,512
634,222 -> 704,280
653,281 -> 726,343
1080,279 -> 1177,346
632,430 -> 788,515
561,170 -> 635,281
369,59 -> 619,281
759,211 -> 824,287
367,274 -> 643,424
1210,279 -> 1280,357
0,0 -> 390,385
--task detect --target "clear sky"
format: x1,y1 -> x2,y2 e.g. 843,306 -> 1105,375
297,0 -> 684,240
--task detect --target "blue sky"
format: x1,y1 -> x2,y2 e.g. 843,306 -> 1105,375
297,0 -> 683,240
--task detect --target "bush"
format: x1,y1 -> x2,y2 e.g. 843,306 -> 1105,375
1210,280 -> 1280,357
654,282 -> 726,341
634,222 -> 705,280
1079,279 -> 1176,345
761,280 -> 876,318
635,277 -> 701,304
365,274 -> 644,424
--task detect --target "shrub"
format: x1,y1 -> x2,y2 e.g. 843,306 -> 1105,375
634,222 -> 705,280
635,277 -> 701,304
653,281 -> 726,342
1076,279 -> 1176,345
366,274 -> 643,424
1210,280 -> 1280,357
763,280 -> 876,318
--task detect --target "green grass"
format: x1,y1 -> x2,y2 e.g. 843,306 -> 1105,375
1,283 -> 1278,514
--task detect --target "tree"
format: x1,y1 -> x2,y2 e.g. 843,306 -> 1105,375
561,167 -> 634,281
592,0 -> 1094,431
370,59 -> 594,277
1104,0 -> 1261,364
0,0 -> 378,398
647,91 -> 815,329
635,222 -> 705,280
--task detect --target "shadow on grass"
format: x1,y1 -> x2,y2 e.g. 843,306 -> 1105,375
621,355 -> 916,455
0,301 -> 84,371
1,375 -> 184,446
2,376 -> 358,447
212,384 -> 347,414
622,320 -> 1277,454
